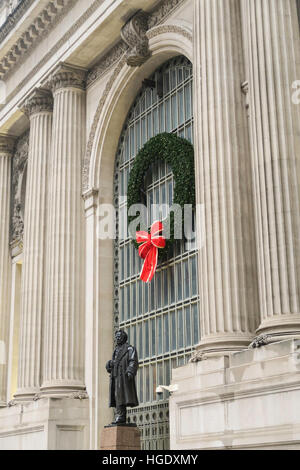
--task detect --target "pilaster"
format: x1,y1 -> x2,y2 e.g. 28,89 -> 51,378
41,64 -> 87,397
0,135 -> 15,407
14,89 -> 53,401
193,0 -> 259,355
242,0 -> 300,343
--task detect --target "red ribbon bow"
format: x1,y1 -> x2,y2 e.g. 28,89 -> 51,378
136,221 -> 166,283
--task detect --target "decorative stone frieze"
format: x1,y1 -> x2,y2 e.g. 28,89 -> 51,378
0,0 -> 35,44
0,0 -> 76,80
121,10 -> 151,67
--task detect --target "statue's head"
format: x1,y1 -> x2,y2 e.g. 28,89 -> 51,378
115,329 -> 128,346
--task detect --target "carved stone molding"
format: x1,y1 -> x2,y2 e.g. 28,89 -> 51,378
121,10 -> 151,67
7,400 -> 18,408
0,0 -> 35,45
148,0 -> 185,28
87,0 -> 187,87
82,56 -> 127,191
147,24 -> 192,42
46,63 -> 87,93
22,88 -> 53,117
189,350 -> 208,363
0,134 -> 15,154
0,0 -> 77,80
83,20 -> 191,192
87,40 -> 128,88
10,131 -> 29,249
249,334 -> 271,349
70,391 -> 89,400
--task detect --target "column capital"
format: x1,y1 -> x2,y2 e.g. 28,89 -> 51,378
46,63 -> 88,93
22,88 -> 53,118
0,134 -> 15,155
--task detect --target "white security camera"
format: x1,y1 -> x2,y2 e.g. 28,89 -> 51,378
156,384 -> 178,394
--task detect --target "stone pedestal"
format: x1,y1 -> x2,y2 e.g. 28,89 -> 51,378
170,339 -> 300,450
0,398 -> 89,450
100,425 -> 141,451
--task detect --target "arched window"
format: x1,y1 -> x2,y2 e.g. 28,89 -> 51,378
114,56 -> 200,450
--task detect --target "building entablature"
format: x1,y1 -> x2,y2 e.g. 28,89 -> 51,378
0,0 -> 190,139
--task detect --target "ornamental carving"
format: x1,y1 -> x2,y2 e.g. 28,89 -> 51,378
121,10 -> 151,67
0,0 -> 75,80
10,131 -> 29,249
82,56 -> 127,191
46,63 -> 87,92
249,334 -> 271,349
70,391 -> 89,400
148,0 -> 185,29
189,350 -> 207,363
22,88 -> 53,117
82,0 -> 189,191
147,25 -> 192,42
0,0 -> 35,44
87,41 -> 128,87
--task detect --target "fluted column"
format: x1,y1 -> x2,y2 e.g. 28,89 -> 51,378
41,64 -> 87,397
242,0 -> 300,342
14,89 -> 53,401
193,0 -> 259,355
0,135 -> 14,406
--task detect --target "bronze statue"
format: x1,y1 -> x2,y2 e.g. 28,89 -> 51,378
106,330 -> 139,425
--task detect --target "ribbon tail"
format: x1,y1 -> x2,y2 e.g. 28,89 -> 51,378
140,247 -> 158,283
147,247 -> 158,283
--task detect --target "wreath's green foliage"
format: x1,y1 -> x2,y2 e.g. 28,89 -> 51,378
127,132 -> 195,258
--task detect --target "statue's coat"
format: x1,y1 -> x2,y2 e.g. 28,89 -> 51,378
106,342 -> 139,408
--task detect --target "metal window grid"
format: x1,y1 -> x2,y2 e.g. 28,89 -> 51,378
113,56 -> 199,450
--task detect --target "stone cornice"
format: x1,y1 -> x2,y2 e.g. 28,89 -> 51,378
0,0 -> 76,80
0,134 -> 15,154
0,0 -> 35,44
46,63 -> 87,92
22,88 -> 53,117
1,0 -> 187,107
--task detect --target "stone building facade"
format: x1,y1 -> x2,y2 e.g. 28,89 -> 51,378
0,0 -> 299,450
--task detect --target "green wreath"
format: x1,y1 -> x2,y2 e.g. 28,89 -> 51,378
127,132 -> 195,258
